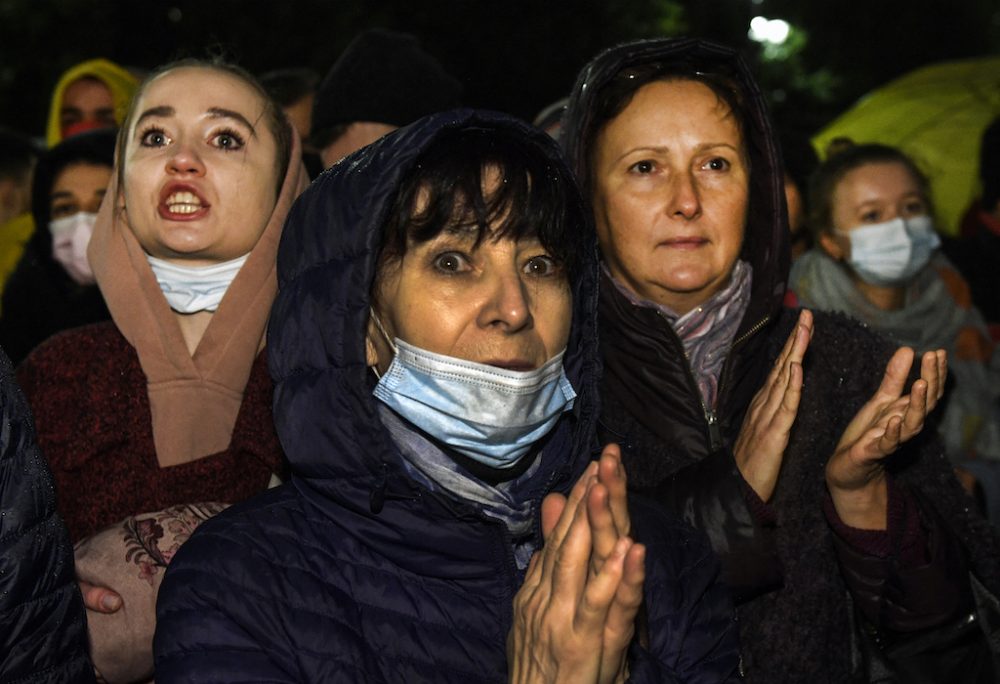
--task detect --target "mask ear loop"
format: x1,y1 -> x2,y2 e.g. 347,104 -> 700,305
369,307 -> 398,380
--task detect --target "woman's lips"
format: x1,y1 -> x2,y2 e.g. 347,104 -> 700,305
660,236 -> 708,250
158,184 -> 210,221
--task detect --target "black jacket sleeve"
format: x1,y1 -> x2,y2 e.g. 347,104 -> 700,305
0,347 -> 94,683
652,447 -> 783,605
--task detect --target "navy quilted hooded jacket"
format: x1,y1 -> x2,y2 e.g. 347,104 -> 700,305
153,110 -> 740,683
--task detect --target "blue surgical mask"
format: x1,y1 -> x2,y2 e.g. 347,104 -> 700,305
370,316 -> 577,470
838,215 -> 939,286
147,253 -> 249,313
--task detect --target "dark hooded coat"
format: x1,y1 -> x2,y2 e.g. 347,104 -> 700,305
562,38 -> 1000,683
152,110 -> 740,683
0,347 -> 94,683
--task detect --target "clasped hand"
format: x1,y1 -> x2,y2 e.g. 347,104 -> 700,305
508,445 -> 645,684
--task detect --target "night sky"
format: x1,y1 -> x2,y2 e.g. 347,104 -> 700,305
1,0 -> 998,139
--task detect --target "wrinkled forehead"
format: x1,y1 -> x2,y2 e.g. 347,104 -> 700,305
130,67 -> 268,131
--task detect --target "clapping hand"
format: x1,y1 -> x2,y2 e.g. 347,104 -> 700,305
734,309 -> 813,501
826,347 -> 946,529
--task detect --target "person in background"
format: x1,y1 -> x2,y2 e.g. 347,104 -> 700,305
0,346 -> 93,683
779,129 -> 819,260
259,67 -> 319,142
45,58 -> 139,147
0,129 -> 115,364
310,28 -> 462,169
259,67 -> 323,178
943,116 -> 1000,331
790,141 -> 1000,523
18,58 -> 307,683
562,36 -> 1000,682
0,127 -> 38,302
154,110 -> 740,683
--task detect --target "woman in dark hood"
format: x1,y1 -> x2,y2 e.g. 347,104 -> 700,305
153,110 -> 741,682
562,37 -> 1000,682
0,129 -> 114,364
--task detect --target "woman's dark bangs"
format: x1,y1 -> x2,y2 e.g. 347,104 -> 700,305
405,128 -> 576,273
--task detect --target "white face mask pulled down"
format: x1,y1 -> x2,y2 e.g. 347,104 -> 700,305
368,309 -> 577,470
50,212 -> 98,285
838,215 -> 940,287
146,254 -> 249,313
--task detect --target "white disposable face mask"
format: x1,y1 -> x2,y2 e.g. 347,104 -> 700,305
369,311 -> 577,470
50,212 -> 98,285
146,253 -> 249,313
838,215 -> 940,286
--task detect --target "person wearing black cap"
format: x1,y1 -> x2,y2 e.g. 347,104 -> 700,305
311,28 -> 462,168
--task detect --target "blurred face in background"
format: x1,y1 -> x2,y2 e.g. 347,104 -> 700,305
60,77 -> 116,138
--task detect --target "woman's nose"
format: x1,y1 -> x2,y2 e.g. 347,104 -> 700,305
478,269 -> 532,332
668,170 -> 701,220
166,142 -> 206,176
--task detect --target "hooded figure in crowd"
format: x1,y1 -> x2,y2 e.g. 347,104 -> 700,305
45,58 -> 138,147
561,37 -> 1000,682
154,109 -> 741,682
0,129 -> 114,364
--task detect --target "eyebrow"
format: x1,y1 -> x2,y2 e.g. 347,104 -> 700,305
206,107 -> 257,137
132,105 -> 257,137
612,142 -> 740,165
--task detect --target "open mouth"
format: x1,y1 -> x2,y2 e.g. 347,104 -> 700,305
164,191 -> 203,214
159,184 -> 210,219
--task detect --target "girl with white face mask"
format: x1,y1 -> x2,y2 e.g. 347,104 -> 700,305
790,142 -> 1000,521
0,128 -> 115,364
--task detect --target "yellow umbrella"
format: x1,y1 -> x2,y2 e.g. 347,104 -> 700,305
813,56 -> 1000,235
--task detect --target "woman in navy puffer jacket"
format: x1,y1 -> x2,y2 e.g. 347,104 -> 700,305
153,110 -> 740,683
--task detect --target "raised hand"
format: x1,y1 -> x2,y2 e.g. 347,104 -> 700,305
734,309 -> 813,501
826,347 -> 947,529
510,452 -> 644,684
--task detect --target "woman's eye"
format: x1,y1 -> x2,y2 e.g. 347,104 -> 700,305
861,210 -> 881,223
523,255 -> 560,277
703,157 -> 730,171
139,129 -> 169,147
432,252 -> 469,273
50,203 -> 76,219
629,160 -> 655,174
213,130 -> 245,150
903,200 -> 927,216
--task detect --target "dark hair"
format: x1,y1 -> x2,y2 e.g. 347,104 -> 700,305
32,128 -> 116,230
116,58 -> 293,196
807,142 -> 932,240
376,125 -> 581,288
0,127 -> 38,183
579,60 -> 750,195
979,116 -> 1000,211
258,68 -> 320,108
309,122 -> 349,151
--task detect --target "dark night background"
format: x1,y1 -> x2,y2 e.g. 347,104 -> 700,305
1,0 -> 998,140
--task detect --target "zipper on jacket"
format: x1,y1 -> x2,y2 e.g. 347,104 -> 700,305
729,314 -> 770,350
658,311 -> 770,453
